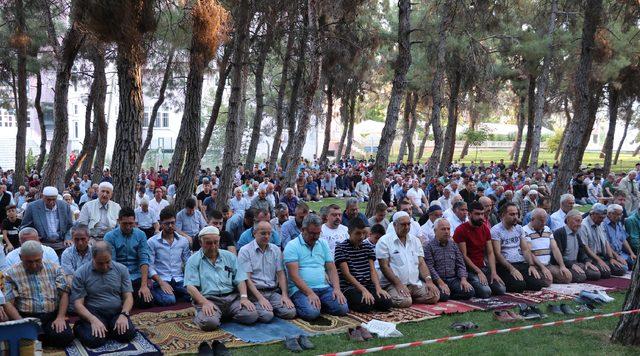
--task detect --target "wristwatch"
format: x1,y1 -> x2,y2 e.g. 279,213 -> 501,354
240,294 -> 248,299
120,311 -> 130,317
425,276 -> 432,280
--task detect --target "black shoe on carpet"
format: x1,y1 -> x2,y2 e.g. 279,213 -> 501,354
211,340 -> 231,356
198,341 -> 213,356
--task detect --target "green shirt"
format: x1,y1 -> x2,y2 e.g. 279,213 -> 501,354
624,211 -> 640,253
184,249 -> 247,297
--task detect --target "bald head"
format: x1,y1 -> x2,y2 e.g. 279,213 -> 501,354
529,208 -> 548,230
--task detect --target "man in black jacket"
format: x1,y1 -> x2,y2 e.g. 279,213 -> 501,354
551,210 -> 601,281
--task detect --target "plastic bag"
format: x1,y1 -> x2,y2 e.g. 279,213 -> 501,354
361,319 -> 403,338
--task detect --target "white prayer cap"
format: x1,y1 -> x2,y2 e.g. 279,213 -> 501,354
392,211 -> 410,222
199,226 -> 220,236
42,186 -> 58,197
98,182 -> 114,191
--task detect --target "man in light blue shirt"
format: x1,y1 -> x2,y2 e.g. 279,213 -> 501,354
281,202 -> 309,249
148,207 -> 192,306
176,198 -> 208,239
284,214 -> 348,321
228,188 -> 250,215
184,226 -> 258,331
104,207 -> 153,309
135,198 -> 159,238
60,225 -> 92,282
237,209 -> 281,250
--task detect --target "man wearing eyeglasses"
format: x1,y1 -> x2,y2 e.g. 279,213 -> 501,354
147,206 -> 191,306
104,207 -> 154,309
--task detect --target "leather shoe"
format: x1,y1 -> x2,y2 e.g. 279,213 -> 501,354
547,304 -> 564,315
298,335 -> 314,349
347,327 -> 365,341
560,304 -> 576,315
198,341 -> 213,356
211,340 -> 231,356
284,337 -> 303,353
356,326 -> 374,340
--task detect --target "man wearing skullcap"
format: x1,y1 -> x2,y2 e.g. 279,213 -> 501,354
21,186 -> 74,253
77,181 -> 121,241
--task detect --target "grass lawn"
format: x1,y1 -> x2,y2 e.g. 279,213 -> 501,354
236,291 -> 637,355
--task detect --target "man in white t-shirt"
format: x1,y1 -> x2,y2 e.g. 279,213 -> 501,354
148,187 -> 169,221
320,204 -> 349,256
406,180 -> 428,216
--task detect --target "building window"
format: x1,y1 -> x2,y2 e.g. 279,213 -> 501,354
158,137 -> 164,149
162,112 -> 169,127
143,112 -> 149,127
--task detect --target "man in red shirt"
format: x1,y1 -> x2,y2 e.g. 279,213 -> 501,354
453,201 -> 506,298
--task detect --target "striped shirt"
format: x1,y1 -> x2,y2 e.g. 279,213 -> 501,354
522,225 -> 554,265
334,239 -> 375,290
4,260 -> 69,314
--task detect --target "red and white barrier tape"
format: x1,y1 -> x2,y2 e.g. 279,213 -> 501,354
319,309 -> 640,356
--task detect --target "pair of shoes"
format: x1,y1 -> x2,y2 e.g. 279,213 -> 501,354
547,304 -> 576,315
284,335 -> 315,352
493,310 -> 523,322
198,341 -> 230,356
575,303 -> 600,313
347,326 -> 374,341
451,321 -> 479,331
518,304 -> 547,320
580,290 -> 614,304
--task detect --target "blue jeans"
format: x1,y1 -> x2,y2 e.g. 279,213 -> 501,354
151,279 -> 191,306
291,286 -> 349,321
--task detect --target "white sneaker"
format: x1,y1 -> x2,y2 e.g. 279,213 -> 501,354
594,290 -> 615,302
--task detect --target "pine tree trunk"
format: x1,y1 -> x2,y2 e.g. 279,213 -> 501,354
200,45 -> 231,160
550,0 -> 603,212
245,23 -> 274,169
34,71 -> 47,173
577,85 -> 603,168
41,22 -> 85,190
528,0 -> 557,173
417,118 -> 431,161
365,0 -> 411,216
64,75 -> 95,183
520,74 -> 536,169
319,81 -> 333,164
140,48 -> 175,163
460,92 -> 479,160
173,32 -> 211,212
216,0 -> 252,206
111,45 -> 145,208
614,104 -> 633,165
344,92 -> 356,158
611,258 -> 640,344
510,95 -> 526,162
13,0 -> 28,191
602,86 -> 619,174
90,46 -> 107,183
440,69 -> 461,173
268,15 -> 296,171
283,0 -> 322,187
407,92 -> 419,163
425,0 -> 454,178
397,92 -> 411,162
555,97 -> 572,161
335,96 -> 349,160
281,8 -> 308,169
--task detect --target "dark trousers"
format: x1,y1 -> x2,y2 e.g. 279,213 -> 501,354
496,262 -> 547,293
132,278 -> 154,309
343,285 -> 392,313
140,227 -> 157,239
436,277 -> 475,302
73,309 -> 136,348
594,257 -> 626,279
22,311 -> 74,348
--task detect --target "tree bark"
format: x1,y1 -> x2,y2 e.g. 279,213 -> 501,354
460,92 -> 479,160
200,45 -> 231,160
528,0 -> 557,173
281,6 -> 308,169
268,14 -> 296,171
576,84 -> 603,167
602,86 -> 619,174
283,0 -> 322,187
511,95 -> 526,163
397,92 -> 412,162
344,92 -> 356,158
111,45 -> 146,208
41,21 -> 85,190
519,74 -> 536,169
425,0 -> 454,178
555,96 -> 572,161
64,73 -> 96,183
417,117 -> 431,161
440,69 -> 462,173
614,103 -> 633,165
34,71 -> 47,173
216,0 -> 252,207
365,0 -> 411,216
406,92 -> 419,163
140,48 -> 175,163
89,46 -> 107,183
335,96 -> 350,160
611,258 -> 640,344
319,81 -> 333,164
13,0 -> 28,192
550,0 -> 603,212
245,22 -> 274,169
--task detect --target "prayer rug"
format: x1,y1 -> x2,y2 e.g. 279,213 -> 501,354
463,295 -> 525,310
545,283 -> 613,296
588,277 -> 631,291
64,331 -> 161,356
348,307 -> 439,324
411,301 -> 482,315
220,317 -> 308,343
506,290 -> 573,304
289,314 -> 360,335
